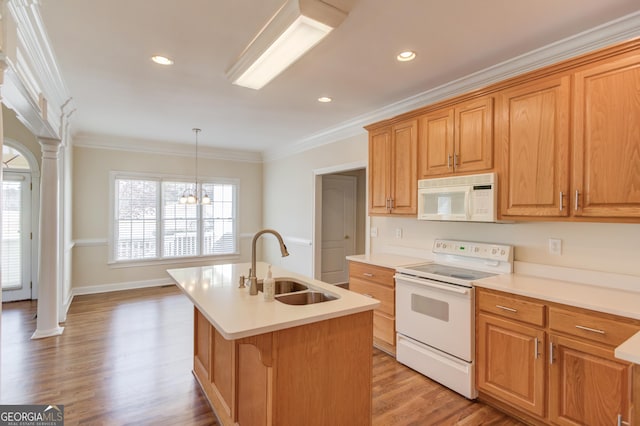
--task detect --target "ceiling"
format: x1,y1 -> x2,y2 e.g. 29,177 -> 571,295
39,0 -> 640,156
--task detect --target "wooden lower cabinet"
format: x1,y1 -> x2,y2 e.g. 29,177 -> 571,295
194,307 -> 374,426
549,334 -> 631,425
348,261 -> 397,354
477,313 -> 546,418
476,288 -> 639,425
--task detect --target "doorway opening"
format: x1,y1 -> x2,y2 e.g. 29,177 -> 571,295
2,142 -> 39,302
313,161 -> 367,287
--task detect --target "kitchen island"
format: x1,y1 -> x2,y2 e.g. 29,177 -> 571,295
167,262 -> 379,426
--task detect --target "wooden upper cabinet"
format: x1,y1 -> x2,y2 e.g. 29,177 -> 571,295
418,108 -> 454,177
368,120 -> 417,215
572,51 -> 640,219
368,127 -> 392,215
418,96 -> 493,178
498,75 -> 571,218
455,97 -> 494,174
390,120 -> 418,214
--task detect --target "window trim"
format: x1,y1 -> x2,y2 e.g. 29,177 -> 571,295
108,171 -> 240,265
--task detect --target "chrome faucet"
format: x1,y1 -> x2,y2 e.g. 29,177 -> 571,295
249,229 -> 290,295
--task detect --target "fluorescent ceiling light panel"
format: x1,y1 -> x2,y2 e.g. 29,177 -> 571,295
227,0 -> 350,90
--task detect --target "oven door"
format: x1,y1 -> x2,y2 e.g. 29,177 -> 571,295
395,274 -> 474,362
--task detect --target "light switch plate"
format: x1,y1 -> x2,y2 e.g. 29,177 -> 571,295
370,227 -> 378,238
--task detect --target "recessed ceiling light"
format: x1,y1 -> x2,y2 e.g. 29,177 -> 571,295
318,96 -> 332,103
151,55 -> 174,65
396,51 -> 416,62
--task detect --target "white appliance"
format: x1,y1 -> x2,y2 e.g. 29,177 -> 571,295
395,239 -> 513,399
417,172 -> 497,222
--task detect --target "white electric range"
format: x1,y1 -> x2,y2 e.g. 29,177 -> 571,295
394,239 -> 513,399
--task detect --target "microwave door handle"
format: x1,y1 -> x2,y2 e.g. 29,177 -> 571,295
465,189 -> 472,220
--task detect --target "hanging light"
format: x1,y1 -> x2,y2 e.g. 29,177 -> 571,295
179,128 -> 210,205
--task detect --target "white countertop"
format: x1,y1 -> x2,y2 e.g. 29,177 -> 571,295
167,262 -> 379,340
615,332 -> 640,364
346,253 -> 428,269
473,273 -> 640,321
474,273 -> 640,364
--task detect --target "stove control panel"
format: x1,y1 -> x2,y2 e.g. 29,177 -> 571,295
433,239 -> 513,262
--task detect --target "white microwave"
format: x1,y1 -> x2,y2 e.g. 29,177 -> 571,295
417,173 -> 497,222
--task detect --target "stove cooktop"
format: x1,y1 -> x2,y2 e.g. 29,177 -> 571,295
402,263 -> 497,282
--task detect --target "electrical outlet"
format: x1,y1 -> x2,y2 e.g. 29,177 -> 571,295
395,228 -> 403,239
370,227 -> 378,238
548,238 -> 562,255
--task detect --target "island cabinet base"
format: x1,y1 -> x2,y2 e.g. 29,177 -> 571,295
193,307 -> 374,426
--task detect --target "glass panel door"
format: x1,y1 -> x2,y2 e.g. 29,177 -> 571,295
2,172 -> 31,301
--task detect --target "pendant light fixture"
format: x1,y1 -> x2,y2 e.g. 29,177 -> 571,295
180,128 -> 211,205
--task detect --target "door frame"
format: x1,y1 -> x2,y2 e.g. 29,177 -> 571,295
312,160 -> 368,281
2,139 -> 40,302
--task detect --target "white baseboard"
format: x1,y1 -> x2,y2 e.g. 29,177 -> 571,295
72,278 -> 175,296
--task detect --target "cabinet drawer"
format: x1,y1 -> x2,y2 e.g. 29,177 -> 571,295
349,262 -> 395,288
549,306 -> 640,347
373,312 -> 395,347
477,289 -> 545,327
349,277 -> 394,316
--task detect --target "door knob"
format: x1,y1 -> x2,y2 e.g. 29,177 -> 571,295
344,235 -> 349,239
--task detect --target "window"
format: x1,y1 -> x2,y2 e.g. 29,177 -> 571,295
112,174 -> 238,263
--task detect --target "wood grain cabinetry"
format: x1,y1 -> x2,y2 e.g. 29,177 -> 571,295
498,75 -> 570,218
476,288 -> 639,425
572,50 -> 640,219
368,120 -> 417,215
418,96 -> 494,178
476,291 -> 546,418
194,307 -> 374,426
498,46 -> 640,221
348,261 -> 397,354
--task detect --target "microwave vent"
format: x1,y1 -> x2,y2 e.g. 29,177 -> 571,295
418,172 -> 496,189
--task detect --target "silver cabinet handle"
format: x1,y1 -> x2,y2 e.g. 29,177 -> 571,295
549,342 -> 555,364
447,154 -> 452,169
454,153 -> 459,168
575,190 -> 579,211
617,414 -> 630,426
363,273 -> 374,278
496,305 -> 517,313
559,191 -> 564,211
575,325 -> 605,334
534,338 -> 539,359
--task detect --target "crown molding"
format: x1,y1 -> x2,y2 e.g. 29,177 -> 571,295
72,132 -> 263,163
263,10 -> 640,162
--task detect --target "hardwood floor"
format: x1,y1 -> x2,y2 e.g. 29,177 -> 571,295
2,286 -> 523,425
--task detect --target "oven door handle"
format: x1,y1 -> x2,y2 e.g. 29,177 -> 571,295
395,275 -> 470,295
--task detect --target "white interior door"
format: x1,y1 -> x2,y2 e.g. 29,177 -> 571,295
2,171 -> 32,302
321,175 -> 356,284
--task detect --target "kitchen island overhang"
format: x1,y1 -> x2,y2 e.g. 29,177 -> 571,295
168,261 -> 380,426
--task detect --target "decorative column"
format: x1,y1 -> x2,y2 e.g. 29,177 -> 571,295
32,137 -> 64,339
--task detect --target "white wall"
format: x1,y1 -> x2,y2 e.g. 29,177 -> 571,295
72,144 -> 263,292
263,133 -> 640,284
262,135 -> 368,276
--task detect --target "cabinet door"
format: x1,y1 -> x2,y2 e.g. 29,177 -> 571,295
368,127 -> 391,215
390,120 -> 418,214
477,313 -> 546,418
498,75 -> 570,217
454,97 -> 494,174
572,52 -> 640,218
549,334 -> 631,426
418,108 -> 454,177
